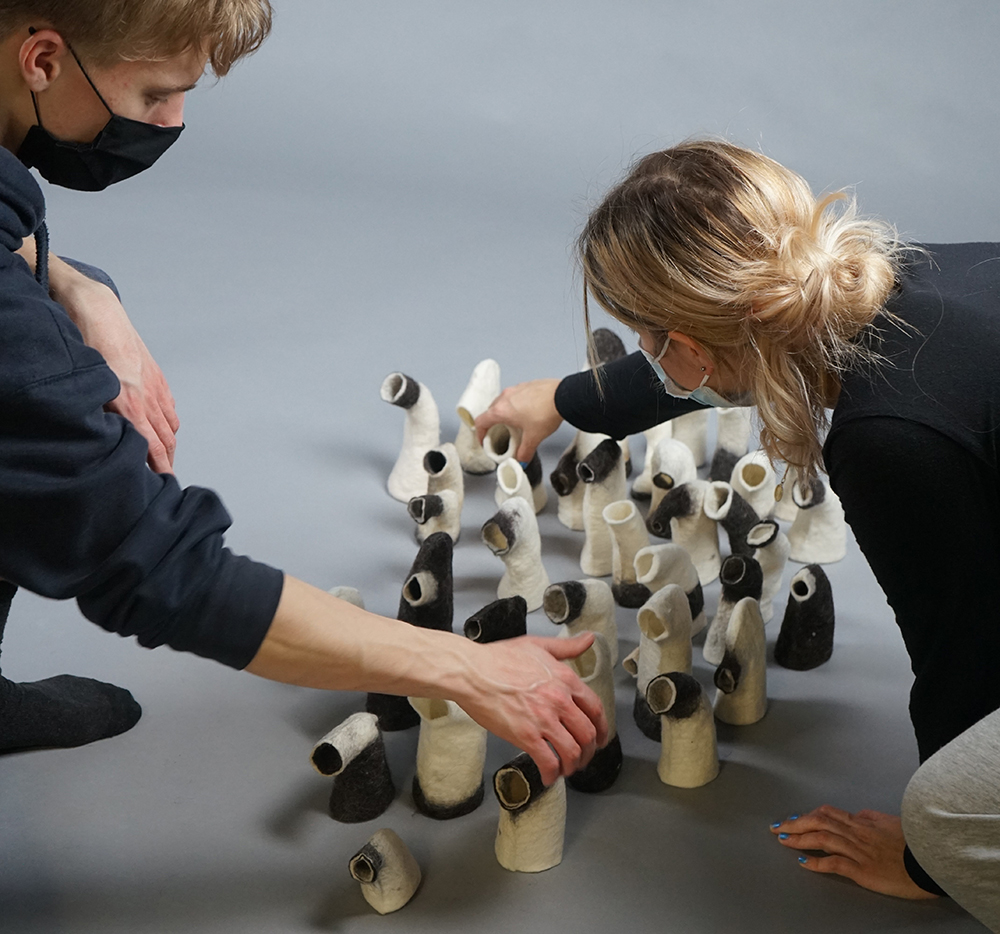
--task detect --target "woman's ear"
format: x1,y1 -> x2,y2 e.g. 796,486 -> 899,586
19,28 -> 69,93
666,331 -> 715,373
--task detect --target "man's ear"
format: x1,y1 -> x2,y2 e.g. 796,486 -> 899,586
19,27 -> 69,93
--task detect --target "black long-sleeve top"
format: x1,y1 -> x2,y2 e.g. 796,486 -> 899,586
0,147 -> 282,669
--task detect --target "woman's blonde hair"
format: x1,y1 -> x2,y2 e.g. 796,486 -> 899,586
579,139 -> 904,482
0,0 -> 272,75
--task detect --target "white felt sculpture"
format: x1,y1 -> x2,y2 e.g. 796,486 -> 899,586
483,423 -> 523,465
633,543 -> 707,634
646,672 -> 720,788
349,828 -> 422,915
671,409 -> 709,466
787,477 -> 847,564
747,520 -> 791,623
603,500 -> 651,607
494,754 -> 566,873
730,450 -> 777,520
408,697 -> 487,819
579,439 -> 628,577
551,432 -> 622,530
381,372 -> 441,502
649,437 -> 698,512
482,498 -> 550,611
424,442 -> 465,512
495,458 -> 546,514
712,406 -> 753,474
645,479 -> 721,585
543,578 -> 618,665
632,422 -> 673,498
713,596 -> 768,726
327,586 -> 365,608
634,583 -> 694,691
455,359 -> 501,474
408,489 -> 461,543
773,464 -> 799,522
703,480 -> 760,559
703,555 -> 764,666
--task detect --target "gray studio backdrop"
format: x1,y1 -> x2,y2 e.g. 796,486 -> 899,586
2,2 -> 997,933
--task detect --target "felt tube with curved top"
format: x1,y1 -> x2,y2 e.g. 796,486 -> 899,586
311,712 -> 395,822
481,498 -> 550,611
565,633 -> 622,792
730,450 -> 776,520
646,672 -> 720,787
349,829 -> 421,914
649,436 -> 698,512
455,359 -> 501,474
646,480 -> 721,585
632,543 -> 706,634
409,697 -> 488,819
408,489 -> 461,543
775,564 -> 835,670
463,596 -> 528,643
747,519 -> 790,623
483,423 -> 523,465
702,554 -> 764,665
603,500 -> 651,607
787,477 -> 847,564
703,481 -> 760,558
709,407 -> 753,482
381,372 -> 441,502
632,422 -> 673,499
542,578 -> 618,665
551,431 -> 607,530
494,753 -> 567,872
578,439 -> 628,576
671,409 -> 709,466
713,596 -> 768,725
424,442 -> 465,511
495,456 -> 546,514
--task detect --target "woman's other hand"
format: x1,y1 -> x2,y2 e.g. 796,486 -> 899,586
475,378 -> 563,463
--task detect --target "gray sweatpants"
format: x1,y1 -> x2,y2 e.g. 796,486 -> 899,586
902,706 -> 1000,932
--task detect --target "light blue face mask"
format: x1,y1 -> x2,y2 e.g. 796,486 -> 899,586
638,335 -> 753,407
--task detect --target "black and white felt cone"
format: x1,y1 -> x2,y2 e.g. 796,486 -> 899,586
464,596 -> 528,643
493,753 -> 566,873
774,564 -> 835,670
349,828 -> 421,914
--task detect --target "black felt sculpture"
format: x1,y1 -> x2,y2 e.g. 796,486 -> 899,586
775,564 -> 835,670
645,484 -> 694,538
716,489 -> 761,558
464,596 -> 528,643
549,445 -> 580,499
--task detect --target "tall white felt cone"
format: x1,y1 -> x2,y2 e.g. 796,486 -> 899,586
481,497 -> 550,611
787,477 -> 847,564
349,828 -> 422,915
424,443 -> 465,512
408,489 -> 461,543
671,409 -> 709,466
483,423 -> 523,465
579,439 -> 628,577
327,586 -> 365,608
603,500 -> 651,607
455,359 -> 501,474
709,407 -> 753,481
730,450 -> 777,520
381,372 -> 441,502
747,520 -> 790,623
635,583 -> 694,690
773,464 -> 799,522
495,457 -> 547,514
713,596 -> 768,726
408,697 -> 488,819
494,754 -> 566,873
543,578 -> 618,665
702,554 -> 764,666
633,543 -> 707,634
649,437 -> 698,512
645,479 -> 721,585
632,422 -> 673,498
646,672 -> 720,788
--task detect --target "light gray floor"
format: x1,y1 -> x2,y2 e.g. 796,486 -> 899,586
2,1 -> 998,931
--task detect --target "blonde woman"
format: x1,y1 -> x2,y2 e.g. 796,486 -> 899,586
477,140 -> 1000,930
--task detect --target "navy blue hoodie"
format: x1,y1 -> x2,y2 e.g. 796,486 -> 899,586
0,146 -> 282,669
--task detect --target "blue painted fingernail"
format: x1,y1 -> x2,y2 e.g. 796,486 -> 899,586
770,822 -> 781,829
519,461 -> 529,468
779,833 -> 789,840
790,814 -> 799,820
798,856 -> 808,864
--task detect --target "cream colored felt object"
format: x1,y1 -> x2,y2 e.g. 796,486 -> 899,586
671,409 -> 709,466
787,477 -> 847,564
634,584 -> 694,694
495,458 -> 546,514
408,697 -> 487,818
566,632 -> 617,739
543,578 -> 618,665
381,372 -> 441,502
646,479 -> 721,586
747,520 -> 790,623
646,673 -> 719,788
481,497 -> 550,611
579,440 -> 628,577
702,555 -> 764,666
632,422 -> 673,498
311,712 -> 381,776
424,442 -> 465,511
632,543 -> 706,634
715,406 -> 753,459
455,359 -> 501,475
603,500 -> 651,606
326,586 -> 365,609
494,755 -> 566,873
730,450 -> 776,520
551,432 -> 622,530
483,423 -> 523,466
649,437 -> 698,512
349,829 -> 422,915
408,489 -> 461,543
713,597 -> 768,726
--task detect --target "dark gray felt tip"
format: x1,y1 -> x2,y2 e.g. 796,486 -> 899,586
567,734 -> 623,793
577,439 -> 621,485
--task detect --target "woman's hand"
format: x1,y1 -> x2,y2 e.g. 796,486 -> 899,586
475,378 -> 563,463
771,805 -> 939,899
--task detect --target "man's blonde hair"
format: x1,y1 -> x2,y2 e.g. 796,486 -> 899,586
0,0 -> 272,75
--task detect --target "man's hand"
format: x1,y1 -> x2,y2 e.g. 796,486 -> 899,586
771,805 -> 939,900
50,257 -> 180,474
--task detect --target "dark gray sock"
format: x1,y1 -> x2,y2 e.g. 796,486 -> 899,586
0,582 -> 142,753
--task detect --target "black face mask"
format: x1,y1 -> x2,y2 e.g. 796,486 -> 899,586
17,41 -> 184,191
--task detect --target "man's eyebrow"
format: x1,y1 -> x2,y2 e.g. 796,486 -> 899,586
145,81 -> 200,95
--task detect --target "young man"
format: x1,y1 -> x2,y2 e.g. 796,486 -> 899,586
0,0 -> 605,784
